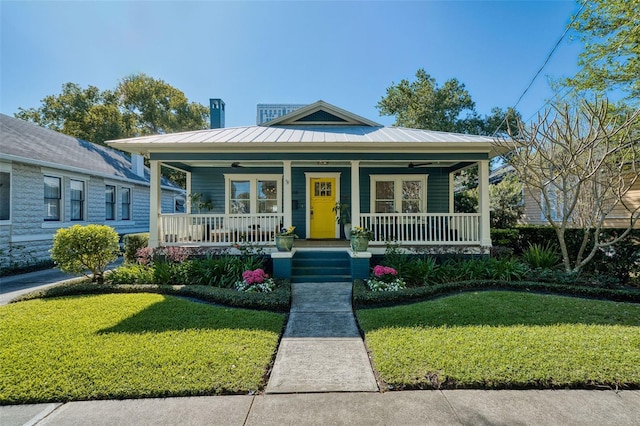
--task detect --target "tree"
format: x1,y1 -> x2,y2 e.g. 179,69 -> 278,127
377,69 -> 475,133
15,74 -> 208,187
564,0 -> 640,104
50,224 -> 120,284
489,173 -> 524,229
501,98 -> 640,274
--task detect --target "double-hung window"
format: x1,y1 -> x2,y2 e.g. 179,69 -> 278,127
0,166 -> 10,222
70,179 -> 85,221
44,176 -> 61,221
105,185 -> 116,220
225,175 -> 281,214
121,187 -> 131,220
371,175 -> 427,213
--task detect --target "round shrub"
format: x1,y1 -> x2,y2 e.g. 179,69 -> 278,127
50,224 -> 120,283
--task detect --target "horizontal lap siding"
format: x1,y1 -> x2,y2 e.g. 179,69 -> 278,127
360,167 -> 449,214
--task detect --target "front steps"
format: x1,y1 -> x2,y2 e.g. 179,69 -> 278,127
291,250 -> 351,283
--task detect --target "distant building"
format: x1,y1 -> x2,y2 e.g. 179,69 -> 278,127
256,104 -> 306,125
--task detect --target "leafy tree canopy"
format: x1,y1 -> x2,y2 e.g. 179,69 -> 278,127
376,68 -> 521,136
15,74 -> 207,187
16,73 -> 209,145
564,0 -> 640,105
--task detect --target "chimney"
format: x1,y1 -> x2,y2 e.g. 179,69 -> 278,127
131,153 -> 145,178
210,98 -> 225,129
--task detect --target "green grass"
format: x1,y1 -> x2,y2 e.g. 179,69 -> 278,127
356,291 -> 640,390
0,294 -> 285,403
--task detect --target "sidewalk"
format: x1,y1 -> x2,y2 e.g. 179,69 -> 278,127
2,274 -> 640,425
3,390 -> 640,425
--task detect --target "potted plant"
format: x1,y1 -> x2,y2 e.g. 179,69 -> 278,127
274,226 -> 298,252
349,226 -> 373,252
332,202 -> 352,239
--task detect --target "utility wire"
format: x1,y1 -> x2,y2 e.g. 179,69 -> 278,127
491,1 -> 587,137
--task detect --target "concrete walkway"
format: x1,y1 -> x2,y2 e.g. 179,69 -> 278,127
4,390 -> 640,425
266,281 -> 378,393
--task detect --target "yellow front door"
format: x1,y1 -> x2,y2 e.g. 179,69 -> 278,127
310,177 -> 336,239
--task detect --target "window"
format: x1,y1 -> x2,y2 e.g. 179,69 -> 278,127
371,175 -> 426,213
44,176 -> 61,221
0,170 -> 10,221
225,175 -> 282,214
121,187 -> 131,220
174,196 -> 186,213
105,185 -> 116,220
70,179 -> 85,221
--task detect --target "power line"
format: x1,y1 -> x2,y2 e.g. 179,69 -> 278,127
491,1 -> 587,137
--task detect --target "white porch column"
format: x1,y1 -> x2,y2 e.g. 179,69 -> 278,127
478,159 -> 492,247
149,160 -> 162,248
283,160 -> 292,228
185,170 -> 192,213
350,160 -> 360,228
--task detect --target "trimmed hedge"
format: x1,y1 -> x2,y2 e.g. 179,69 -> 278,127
12,280 -> 291,312
353,279 -> 640,308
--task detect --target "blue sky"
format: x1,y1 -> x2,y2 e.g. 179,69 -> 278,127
1,1 -> 582,129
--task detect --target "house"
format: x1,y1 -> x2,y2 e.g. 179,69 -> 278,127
0,114 -> 185,270
107,100 -> 503,273
490,165 -> 640,228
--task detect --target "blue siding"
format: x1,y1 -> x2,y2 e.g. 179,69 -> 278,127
190,166 -> 451,238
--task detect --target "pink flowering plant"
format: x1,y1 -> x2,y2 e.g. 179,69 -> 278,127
367,265 -> 406,292
235,268 -> 276,292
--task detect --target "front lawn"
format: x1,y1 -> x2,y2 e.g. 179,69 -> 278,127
0,294 -> 285,404
356,291 -> 640,390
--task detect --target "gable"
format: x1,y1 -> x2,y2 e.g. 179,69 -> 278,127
263,100 -> 382,127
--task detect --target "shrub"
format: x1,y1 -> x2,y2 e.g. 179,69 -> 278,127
522,242 -> 560,269
122,233 -> 149,263
235,268 -> 276,292
50,224 -> 120,283
108,264 -> 155,284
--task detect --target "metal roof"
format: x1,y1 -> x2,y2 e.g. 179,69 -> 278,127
107,125 -> 496,146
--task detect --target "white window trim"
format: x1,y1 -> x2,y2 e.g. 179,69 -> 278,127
105,184 -> 117,221
120,186 -> 133,221
44,174 -> 63,222
370,174 -> 428,213
223,174 -> 283,214
69,178 -> 87,222
0,162 -> 12,225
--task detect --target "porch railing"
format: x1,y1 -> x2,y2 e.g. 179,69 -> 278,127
160,213 -> 283,246
359,213 -> 481,245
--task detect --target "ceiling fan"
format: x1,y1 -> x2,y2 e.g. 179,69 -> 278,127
408,162 -> 433,168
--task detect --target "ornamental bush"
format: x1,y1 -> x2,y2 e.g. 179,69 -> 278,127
50,224 -> 120,284
122,233 -> 149,263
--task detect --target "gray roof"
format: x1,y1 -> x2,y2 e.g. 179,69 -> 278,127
107,125 -> 496,146
0,114 -> 179,188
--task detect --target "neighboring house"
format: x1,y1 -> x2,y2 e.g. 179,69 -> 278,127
0,114 -> 185,269
490,165 -> 640,228
107,100 -> 503,257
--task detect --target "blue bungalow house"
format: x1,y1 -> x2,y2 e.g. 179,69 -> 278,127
107,101 -> 500,278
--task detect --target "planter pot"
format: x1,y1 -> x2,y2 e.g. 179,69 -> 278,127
275,235 -> 295,252
343,223 -> 352,239
350,235 -> 369,252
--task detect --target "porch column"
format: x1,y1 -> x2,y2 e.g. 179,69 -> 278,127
185,170 -> 192,213
350,160 -> 360,228
149,160 -> 162,248
478,159 -> 492,248
283,160 -> 292,228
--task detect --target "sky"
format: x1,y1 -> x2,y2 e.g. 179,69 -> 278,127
1,0 -> 583,130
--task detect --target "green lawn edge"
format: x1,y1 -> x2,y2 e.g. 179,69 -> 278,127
11,280 -> 291,312
353,279 -> 640,308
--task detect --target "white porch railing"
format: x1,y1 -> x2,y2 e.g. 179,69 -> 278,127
160,213 -> 283,246
359,213 -> 481,245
